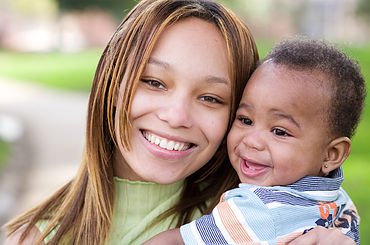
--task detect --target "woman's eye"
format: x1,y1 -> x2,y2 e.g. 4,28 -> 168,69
141,79 -> 166,89
272,128 -> 290,137
200,96 -> 221,104
238,116 -> 253,126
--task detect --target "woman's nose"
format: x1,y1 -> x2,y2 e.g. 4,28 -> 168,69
241,128 -> 265,151
157,95 -> 193,128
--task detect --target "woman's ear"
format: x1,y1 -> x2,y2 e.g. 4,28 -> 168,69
322,137 -> 351,175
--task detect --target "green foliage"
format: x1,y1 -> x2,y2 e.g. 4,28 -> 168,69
357,0 -> 370,18
57,0 -> 137,18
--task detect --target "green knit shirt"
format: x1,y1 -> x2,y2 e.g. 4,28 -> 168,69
37,177 -> 203,244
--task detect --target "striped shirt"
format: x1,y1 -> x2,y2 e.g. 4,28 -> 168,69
180,167 -> 360,244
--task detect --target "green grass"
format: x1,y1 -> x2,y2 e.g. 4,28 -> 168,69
0,139 -> 10,169
0,42 -> 369,243
340,43 -> 370,244
0,49 -> 102,91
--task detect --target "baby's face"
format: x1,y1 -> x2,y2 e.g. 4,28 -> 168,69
227,62 -> 332,186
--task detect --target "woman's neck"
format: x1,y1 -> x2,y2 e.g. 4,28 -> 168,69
112,147 -> 143,181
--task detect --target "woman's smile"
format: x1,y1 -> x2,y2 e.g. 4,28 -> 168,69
139,129 -> 197,161
141,130 -> 194,151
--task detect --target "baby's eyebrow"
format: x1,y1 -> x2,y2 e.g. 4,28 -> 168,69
238,103 -> 253,111
270,109 -> 300,129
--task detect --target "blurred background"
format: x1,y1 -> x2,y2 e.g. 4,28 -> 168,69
0,0 -> 369,243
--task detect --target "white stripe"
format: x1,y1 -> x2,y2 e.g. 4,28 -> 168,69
276,190 -> 301,198
190,220 -> 206,245
266,202 -> 285,209
302,190 -> 339,197
212,205 -> 236,244
228,198 -> 264,243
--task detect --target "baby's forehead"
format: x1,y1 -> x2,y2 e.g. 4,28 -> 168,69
261,61 -> 333,90
244,61 -> 334,119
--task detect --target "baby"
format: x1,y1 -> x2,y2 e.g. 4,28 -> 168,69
144,38 -> 365,245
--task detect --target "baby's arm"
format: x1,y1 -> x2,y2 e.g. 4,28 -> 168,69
143,228 -> 185,245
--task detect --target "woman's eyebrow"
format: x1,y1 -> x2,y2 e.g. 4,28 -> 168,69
148,57 -> 170,69
205,75 -> 230,86
148,57 -> 230,86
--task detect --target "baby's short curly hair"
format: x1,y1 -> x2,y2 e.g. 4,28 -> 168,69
263,38 -> 366,138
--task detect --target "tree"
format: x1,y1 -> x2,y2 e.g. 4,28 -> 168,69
57,0 -> 137,17
357,0 -> 370,20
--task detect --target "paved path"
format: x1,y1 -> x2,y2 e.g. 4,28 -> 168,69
0,77 -> 88,241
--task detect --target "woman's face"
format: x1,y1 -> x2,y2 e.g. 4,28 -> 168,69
114,17 -> 232,184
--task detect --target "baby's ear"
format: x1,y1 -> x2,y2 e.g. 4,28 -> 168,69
322,137 -> 351,175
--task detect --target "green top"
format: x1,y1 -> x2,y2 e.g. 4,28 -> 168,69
37,177 -> 202,244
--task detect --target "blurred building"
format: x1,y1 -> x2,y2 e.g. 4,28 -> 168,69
233,0 -> 369,43
0,0 -> 117,52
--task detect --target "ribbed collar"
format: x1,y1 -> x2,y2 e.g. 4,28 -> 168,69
111,177 -> 184,234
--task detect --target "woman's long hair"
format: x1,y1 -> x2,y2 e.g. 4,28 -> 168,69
5,0 -> 258,244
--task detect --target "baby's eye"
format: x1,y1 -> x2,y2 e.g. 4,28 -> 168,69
200,96 -> 222,104
272,128 -> 291,137
238,116 -> 253,126
141,79 -> 166,89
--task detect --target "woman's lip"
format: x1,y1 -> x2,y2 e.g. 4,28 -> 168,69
240,158 -> 269,178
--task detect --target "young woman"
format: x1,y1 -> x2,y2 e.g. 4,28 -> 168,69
4,0 -> 356,244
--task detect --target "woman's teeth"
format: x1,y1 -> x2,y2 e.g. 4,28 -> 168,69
142,131 -> 191,151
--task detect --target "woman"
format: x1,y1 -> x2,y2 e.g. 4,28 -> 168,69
4,0 -> 356,244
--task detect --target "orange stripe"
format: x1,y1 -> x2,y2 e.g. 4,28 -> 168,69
217,201 -> 261,245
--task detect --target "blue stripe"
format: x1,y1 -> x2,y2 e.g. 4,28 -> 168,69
254,188 -> 318,206
195,213 -> 228,244
287,167 -> 344,192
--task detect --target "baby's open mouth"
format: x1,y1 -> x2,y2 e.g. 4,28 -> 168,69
244,160 -> 266,171
141,130 -> 195,151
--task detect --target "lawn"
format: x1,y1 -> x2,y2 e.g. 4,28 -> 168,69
0,49 -> 101,91
339,43 -> 370,245
0,139 -> 10,169
0,42 -> 369,243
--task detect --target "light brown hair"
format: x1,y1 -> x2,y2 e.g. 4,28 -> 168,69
5,0 -> 258,244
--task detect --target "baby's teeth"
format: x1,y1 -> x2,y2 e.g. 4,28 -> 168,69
155,137 -> 160,145
174,143 -> 180,151
167,141 -> 174,150
159,139 -> 168,148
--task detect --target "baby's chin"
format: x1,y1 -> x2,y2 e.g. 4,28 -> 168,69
237,174 -> 276,187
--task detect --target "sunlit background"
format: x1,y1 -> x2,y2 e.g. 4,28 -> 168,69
0,0 -> 369,243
